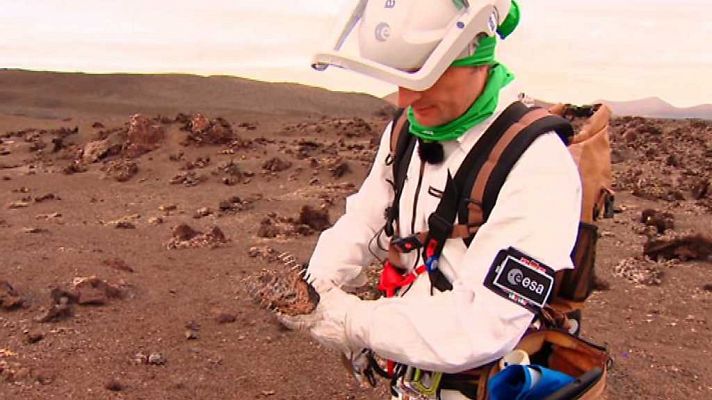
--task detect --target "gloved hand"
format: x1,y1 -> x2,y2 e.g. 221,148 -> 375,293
277,287 -> 361,354
277,287 -> 381,387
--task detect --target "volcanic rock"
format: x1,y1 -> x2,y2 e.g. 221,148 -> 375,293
105,159 -> 139,182
257,219 -> 280,238
248,246 -> 278,260
82,135 -> 123,163
148,352 -> 167,365
185,113 -> 235,145
330,161 -> 351,178
102,258 -> 134,273
7,200 -> 30,209
170,171 -> 204,187
82,139 -> 112,163
294,140 -> 322,159
167,224 -> 228,249
644,234 -> 712,262
297,206 -> 330,231
245,264 -> 320,317
640,209 -> 675,235
183,156 -> 211,170
172,223 -> 200,241
123,114 -> 165,157
105,378 -> 125,392
218,196 -> 250,213
214,159 -> 243,178
105,214 -> 140,229
72,276 -> 124,305
613,257 -> 664,286
692,178 -> 710,200
24,331 -> 44,344
193,207 -> 213,219
0,281 -> 24,310
214,312 -> 237,324
36,288 -> 77,323
262,157 -> 292,173
34,193 -> 58,203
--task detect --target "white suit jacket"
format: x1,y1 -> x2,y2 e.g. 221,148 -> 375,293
306,84 -> 582,373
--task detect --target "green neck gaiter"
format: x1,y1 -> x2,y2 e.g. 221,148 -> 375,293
407,63 -> 515,142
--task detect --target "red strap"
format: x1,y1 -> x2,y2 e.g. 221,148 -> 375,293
378,261 -> 426,298
377,261 -> 427,377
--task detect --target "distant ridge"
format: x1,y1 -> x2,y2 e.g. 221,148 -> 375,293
383,91 -> 712,120
0,69 -> 387,120
596,97 -> 712,120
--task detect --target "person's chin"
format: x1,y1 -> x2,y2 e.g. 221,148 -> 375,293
413,108 -> 441,127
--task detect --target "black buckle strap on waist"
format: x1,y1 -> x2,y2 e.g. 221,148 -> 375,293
391,235 -> 423,253
424,213 -> 453,257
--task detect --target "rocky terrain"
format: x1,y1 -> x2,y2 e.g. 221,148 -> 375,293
0,71 -> 711,399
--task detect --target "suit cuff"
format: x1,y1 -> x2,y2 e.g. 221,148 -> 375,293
345,298 -> 376,349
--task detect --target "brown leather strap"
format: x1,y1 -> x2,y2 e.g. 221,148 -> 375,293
390,112 -> 409,154
468,109 -> 550,226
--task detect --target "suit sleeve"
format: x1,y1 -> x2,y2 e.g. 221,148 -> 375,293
345,133 -> 582,373
306,122 -> 395,290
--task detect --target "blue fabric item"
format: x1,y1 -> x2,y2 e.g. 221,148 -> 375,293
488,365 -> 576,400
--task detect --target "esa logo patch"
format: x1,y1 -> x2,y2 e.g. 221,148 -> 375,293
375,22 -> 391,42
484,247 -> 555,313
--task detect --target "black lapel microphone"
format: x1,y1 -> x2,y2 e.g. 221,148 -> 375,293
417,138 -> 445,165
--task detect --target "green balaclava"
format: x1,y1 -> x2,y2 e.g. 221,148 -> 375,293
407,1 -> 520,142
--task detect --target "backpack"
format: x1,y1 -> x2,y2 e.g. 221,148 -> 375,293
382,100 -> 614,319
371,101 -> 614,398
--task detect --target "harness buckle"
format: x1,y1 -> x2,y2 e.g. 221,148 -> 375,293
427,212 -> 454,240
422,213 -> 454,271
391,235 -> 423,253
395,366 -> 443,400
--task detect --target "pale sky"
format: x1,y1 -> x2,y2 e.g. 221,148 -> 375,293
1,0 -> 710,107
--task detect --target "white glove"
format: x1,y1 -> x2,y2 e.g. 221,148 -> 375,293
277,288 -> 380,387
276,287 -> 361,354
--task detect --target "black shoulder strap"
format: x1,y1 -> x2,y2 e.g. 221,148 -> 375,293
384,109 -> 416,237
428,102 -> 573,291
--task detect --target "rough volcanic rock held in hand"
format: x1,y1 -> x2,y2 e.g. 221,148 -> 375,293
245,254 -> 319,317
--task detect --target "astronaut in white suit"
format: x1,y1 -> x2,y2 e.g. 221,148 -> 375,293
281,1 -> 582,398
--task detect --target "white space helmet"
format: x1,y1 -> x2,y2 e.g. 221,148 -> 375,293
312,0 -> 512,91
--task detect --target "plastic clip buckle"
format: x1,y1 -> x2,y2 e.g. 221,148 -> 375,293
427,213 -> 454,240
424,256 -> 440,272
392,235 -> 423,253
397,366 -> 442,400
